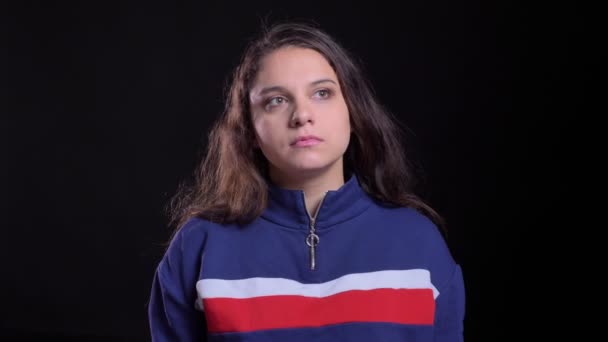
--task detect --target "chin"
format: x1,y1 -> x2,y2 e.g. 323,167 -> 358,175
288,159 -> 341,174
288,164 -> 327,173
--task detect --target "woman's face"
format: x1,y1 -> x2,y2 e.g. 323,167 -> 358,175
249,47 -> 351,181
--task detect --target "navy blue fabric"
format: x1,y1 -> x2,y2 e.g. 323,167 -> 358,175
148,174 -> 465,341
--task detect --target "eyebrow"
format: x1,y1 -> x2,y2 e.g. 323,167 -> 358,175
257,79 -> 337,97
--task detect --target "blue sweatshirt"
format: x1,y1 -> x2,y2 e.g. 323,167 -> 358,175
148,174 -> 465,341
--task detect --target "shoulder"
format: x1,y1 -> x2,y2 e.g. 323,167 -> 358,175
401,207 -> 448,250
160,217 -> 216,269
169,217 -> 211,247
377,205 -> 459,289
165,216 -> 247,258
400,207 -> 452,252
374,205 -> 446,246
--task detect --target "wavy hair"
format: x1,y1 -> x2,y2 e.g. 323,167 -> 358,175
168,21 -> 444,232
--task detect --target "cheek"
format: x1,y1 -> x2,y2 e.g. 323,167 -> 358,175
253,119 -> 268,142
335,103 -> 351,136
254,118 -> 279,148
341,119 -> 352,146
338,107 -> 352,149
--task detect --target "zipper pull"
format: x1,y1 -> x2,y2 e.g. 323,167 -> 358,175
303,192 -> 326,271
306,231 -> 320,270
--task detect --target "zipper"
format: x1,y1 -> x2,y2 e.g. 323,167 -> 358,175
304,192 -> 327,271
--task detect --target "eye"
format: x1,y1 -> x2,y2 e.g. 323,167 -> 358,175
266,96 -> 287,110
314,89 -> 332,99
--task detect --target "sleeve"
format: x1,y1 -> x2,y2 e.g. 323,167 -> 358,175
433,263 -> 466,342
148,226 -> 207,341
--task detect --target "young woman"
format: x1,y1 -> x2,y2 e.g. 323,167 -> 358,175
148,22 -> 465,341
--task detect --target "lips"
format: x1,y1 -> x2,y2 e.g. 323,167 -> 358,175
291,135 -> 323,147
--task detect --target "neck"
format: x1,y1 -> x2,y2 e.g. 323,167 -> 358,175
270,165 -> 345,217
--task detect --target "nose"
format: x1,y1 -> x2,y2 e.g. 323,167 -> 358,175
289,101 -> 314,128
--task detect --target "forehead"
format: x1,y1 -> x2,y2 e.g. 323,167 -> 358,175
252,47 -> 338,87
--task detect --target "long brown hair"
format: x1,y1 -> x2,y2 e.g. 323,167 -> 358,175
168,21 -> 444,232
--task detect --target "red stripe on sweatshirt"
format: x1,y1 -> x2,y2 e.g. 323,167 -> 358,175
203,288 -> 435,333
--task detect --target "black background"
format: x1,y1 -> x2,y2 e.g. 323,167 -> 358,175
4,0 -> 584,341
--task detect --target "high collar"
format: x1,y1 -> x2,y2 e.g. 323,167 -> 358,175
261,174 -> 374,231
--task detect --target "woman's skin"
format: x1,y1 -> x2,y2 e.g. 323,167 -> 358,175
250,47 -> 352,216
